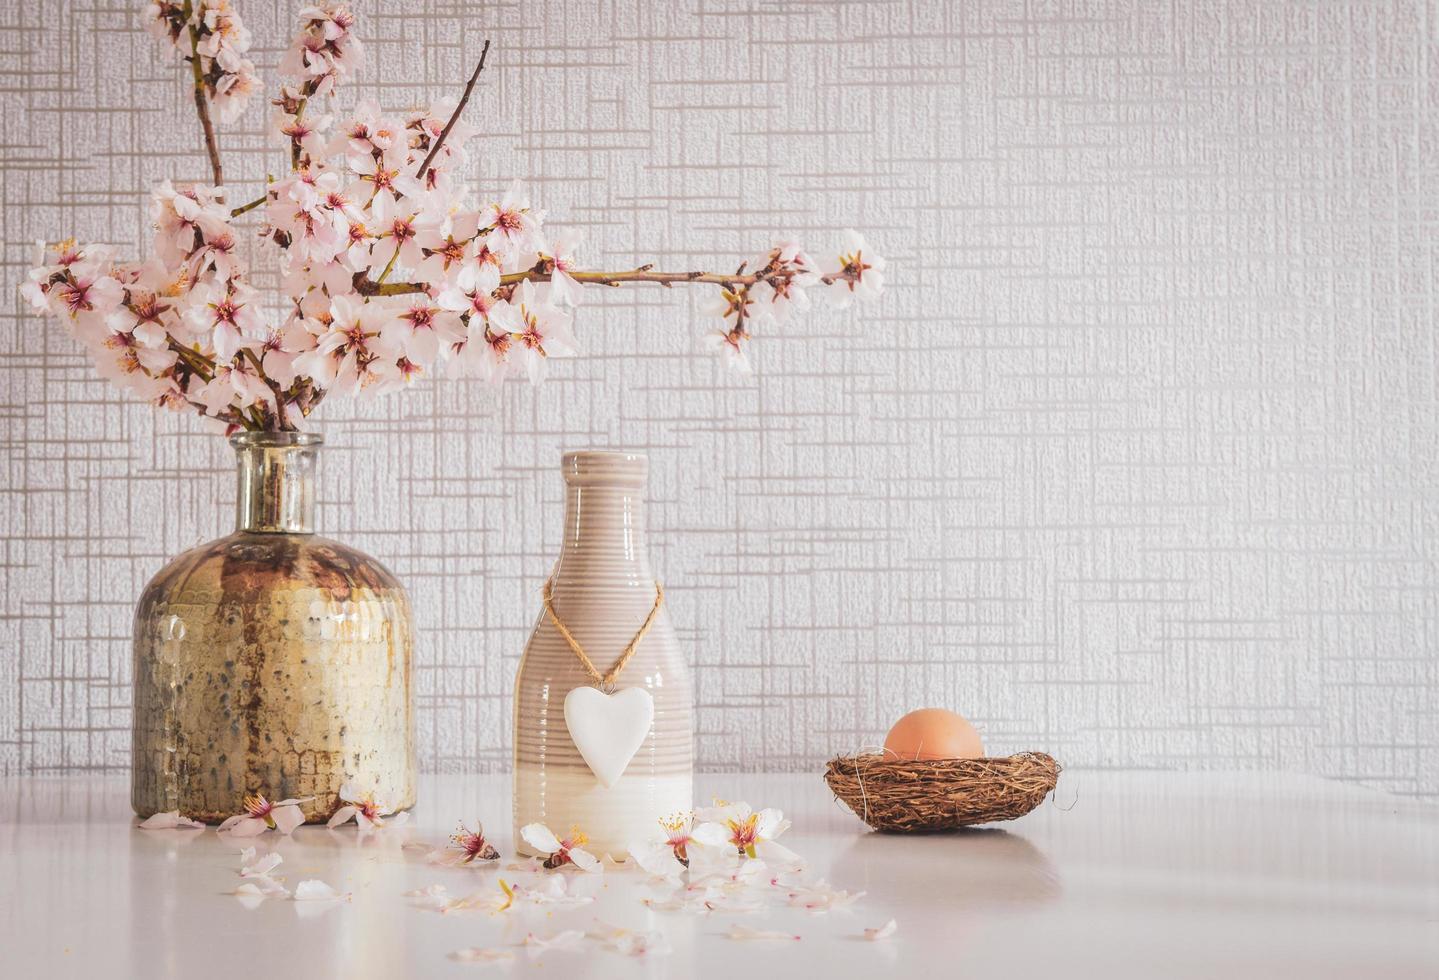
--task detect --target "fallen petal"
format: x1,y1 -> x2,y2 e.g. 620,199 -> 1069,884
566,846 -> 602,874
272,804 -> 307,835
326,805 -> 358,829
240,851 -> 283,878
138,811 -> 205,830
863,919 -> 898,941
450,947 -> 515,963
224,816 -> 269,838
403,884 -> 448,898
726,924 -> 800,941
522,929 -> 586,954
293,879 -> 349,901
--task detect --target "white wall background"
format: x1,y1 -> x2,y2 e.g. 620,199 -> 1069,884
2,0 -> 1436,797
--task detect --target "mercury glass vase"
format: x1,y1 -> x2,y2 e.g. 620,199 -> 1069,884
513,451 -> 694,857
131,432 -> 415,823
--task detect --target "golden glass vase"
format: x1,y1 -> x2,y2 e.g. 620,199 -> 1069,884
131,432 -> 415,824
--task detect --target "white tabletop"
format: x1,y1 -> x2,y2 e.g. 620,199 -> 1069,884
1,772 -> 1436,979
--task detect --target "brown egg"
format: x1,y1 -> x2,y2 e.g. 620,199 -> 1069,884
884,708 -> 984,761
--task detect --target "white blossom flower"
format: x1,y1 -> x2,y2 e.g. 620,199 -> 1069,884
692,801 -> 798,864
628,811 -> 696,877
823,229 -> 885,307
325,780 -> 408,830
519,822 -> 601,872
540,228 -> 584,307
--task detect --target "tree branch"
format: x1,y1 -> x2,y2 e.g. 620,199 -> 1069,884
413,40 -> 491,182
185,14 -> 225,195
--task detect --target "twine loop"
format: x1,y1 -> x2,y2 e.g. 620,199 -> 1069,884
542,576 -> 664,691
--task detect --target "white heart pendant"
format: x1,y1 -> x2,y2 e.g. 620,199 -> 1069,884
563,686 -> 654,789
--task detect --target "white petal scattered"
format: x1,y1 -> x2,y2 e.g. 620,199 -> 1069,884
522,929 -> 586,955
271,803 -> 307,835
726,924 -> 801,942
449,947 -> 516,964
863,919 -> 898,941
233,879 -> 288,906
590,922 -> 672,957
402,884 -> 448,899
787,880 -> 865,912
293,879 -> 349,902
138,810 -> 205,830
239,851 -> 283,878
519,823 -> 562,855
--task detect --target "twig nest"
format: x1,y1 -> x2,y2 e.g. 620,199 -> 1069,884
824,752 -> 1060,832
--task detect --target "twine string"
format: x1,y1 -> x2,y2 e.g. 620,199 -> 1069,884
542,576 -> 664,690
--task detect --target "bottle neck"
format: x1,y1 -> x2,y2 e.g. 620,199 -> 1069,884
232,434 -> 321,534
551,452 -> 653,589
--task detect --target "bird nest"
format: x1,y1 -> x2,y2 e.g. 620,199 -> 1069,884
824,752 -> 1061,832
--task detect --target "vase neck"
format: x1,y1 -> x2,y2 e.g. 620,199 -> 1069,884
231,432 -> 322,534
551,452 -> 653,589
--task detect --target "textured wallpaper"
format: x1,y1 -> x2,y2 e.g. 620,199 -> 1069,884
2,0 -> 1436,798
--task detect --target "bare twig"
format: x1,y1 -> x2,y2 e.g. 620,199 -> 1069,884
183,6 -> 225,196
230,195 -> 266,218
413,40 -> 492,182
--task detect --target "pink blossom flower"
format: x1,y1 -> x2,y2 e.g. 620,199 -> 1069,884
490,281 -> 574,384
434,822 -> 501,865
52,268 -> 123,325
329,100 -> 401,165
184,280 -> 266,360
292,293 -> 401,395
325,780 -> 407,830
217,793 -> 312,837
485,183 -> 543,262
541,228 -> 584,307
382,296 -> 463,367
353,153 -> 425,216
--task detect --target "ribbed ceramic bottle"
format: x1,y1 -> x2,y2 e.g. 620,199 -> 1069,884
513,451 -> 693,856
131,432 -> 415,823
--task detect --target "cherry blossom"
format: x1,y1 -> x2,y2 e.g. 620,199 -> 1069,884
217,793 -> 312,836
692,801 -> 798,864
628,811 -> 696,876
520,822 -> 601,872
325,780 -> 408,829
491,281 -> 576,384
435,821 -> 500,865
823,229 -> 886,307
